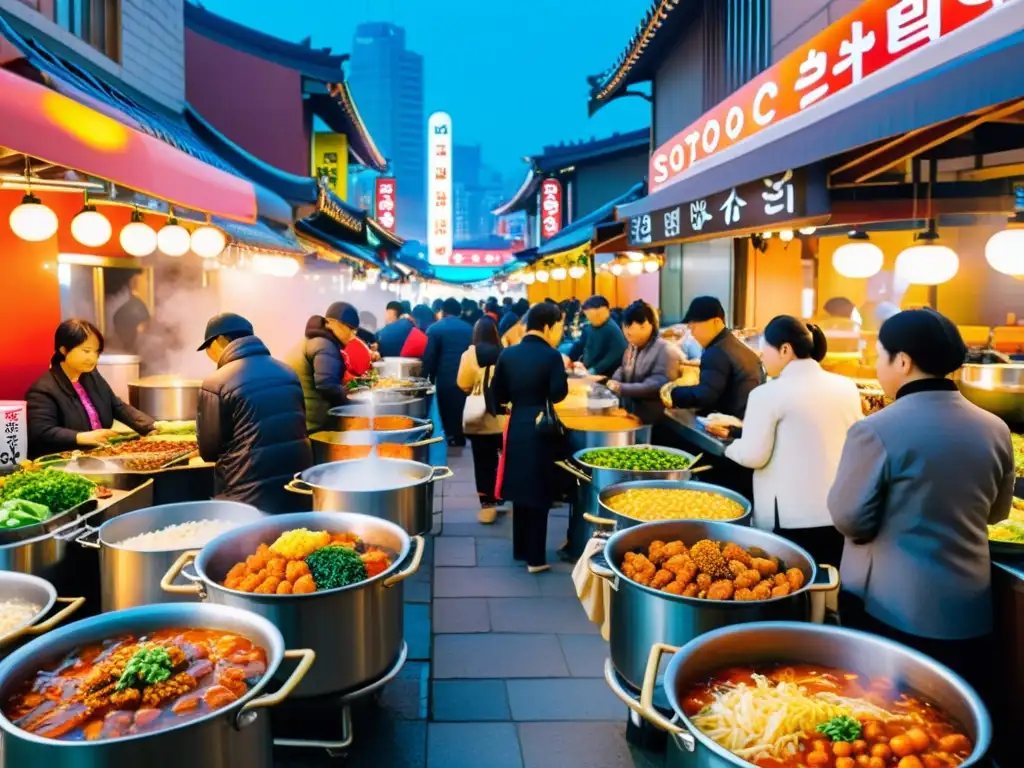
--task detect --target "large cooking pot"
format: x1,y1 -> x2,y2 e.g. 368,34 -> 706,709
589,519 -> 839,692
590,479 -> 752,530
562,414 -> 652,453
71,501 -> 266,612
622,622 -> 991,767
161,512 -> 423,698
326,412 -> 433,444
333,393 -> 429,419
0,496 -> 99,576
373,357 -> 423,379
283,459 -> 453,536
0,602 -> 314,768
128,376 -> 202,421
955,363 -> 1024,422
0,572 -> 83,655
310,431 -> 443,465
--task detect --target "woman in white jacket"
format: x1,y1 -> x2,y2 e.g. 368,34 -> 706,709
724,316 -> 862,566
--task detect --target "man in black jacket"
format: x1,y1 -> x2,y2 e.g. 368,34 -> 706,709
665,297 -> 764,419
197,313 -> 312,512
578,295 -> 628,378
424,298 -> 473,446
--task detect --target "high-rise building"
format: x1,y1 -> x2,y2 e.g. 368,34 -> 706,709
348,23 -> 425,240
453,144 -> 505,242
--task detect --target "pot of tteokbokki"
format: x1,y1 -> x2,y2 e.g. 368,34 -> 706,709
633,622 -> 990,768
160,512 -> 423,698
0,602 -> 314,768
589,520 -> 839,693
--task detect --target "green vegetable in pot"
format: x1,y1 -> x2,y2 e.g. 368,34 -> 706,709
815,714 -> 862,743
306,545 -> 368,590
115,647 -> 174,691
0,469 -> 95,514
0,498 -> 52,524
581,447 -> 693,472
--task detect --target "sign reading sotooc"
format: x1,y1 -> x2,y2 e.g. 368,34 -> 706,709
540,179 -> 563,240
649,0 -> 1009,192
428,112 -> 453,265
374,177 -> 397,232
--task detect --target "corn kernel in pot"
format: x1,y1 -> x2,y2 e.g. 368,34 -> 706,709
606,488 -> 744,522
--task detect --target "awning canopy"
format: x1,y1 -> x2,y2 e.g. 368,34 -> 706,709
539,181 -> 645,257
621,3 -> 1024,220
295,218 -> 400,279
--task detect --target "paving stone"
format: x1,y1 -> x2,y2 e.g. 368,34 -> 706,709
434,567 -> 540,598
518,721 -> 664,768
506,679 -> 627,721
376,660 -> 430,720
476,537 -> 518,567
441,508 -> 488,524
404,603 -> 431,660
433,598 -> 490,633
537,572 -> 579,598
274,709 -> 427,768
404,575 -> 431,604
487,598 -> 598,635
440,521 -> 511,538
433,634 -> 570,679
431,680 -> 510,721
558,634 -> 610,677
434,536 -> 477,566
427,722 -> 523,768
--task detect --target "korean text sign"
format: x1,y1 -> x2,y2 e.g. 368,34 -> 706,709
375,177 -> 397,232
540,179 -> 563,240
428,112 -> 453,266
649,0 -> 1008,191
0,402 -> 26,471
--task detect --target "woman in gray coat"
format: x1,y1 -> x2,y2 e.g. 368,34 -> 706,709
606,301 -> 680,426
828,309 -> 1013,702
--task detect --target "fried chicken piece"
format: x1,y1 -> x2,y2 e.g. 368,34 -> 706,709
734,587 -> 757,602
224,576 -> 242,590
266,557 -> 287,580
663,581 -> 684,595
682,582 -> 700,598
696,573 -> 712,591
706,580 -> 735,601
752,583 -> 772,600
108,686 -> 141,710
331,532 -> 360,547
647,540 -> 666,563
237,572 -> 263,593
225,563 -> 246,583
721,543 -> 752,568
689,540 -> 730,578
652,540 -> 687,565
751,557 -> 779,577
774,573 -> 789,587
727,559 -> 748,579
786,568 -> 806,590
254,576 -> 281,594
621,561 -> 637,579
734,569 -> 761,590
651,569 -> 674,590
293,574 -> 316,594
276,580 -> 293,595
664,554 -> 697,585
361,550 -> 391,578
771,584 -> 791,598
217,666 -> 249,699
245,552 -> 267,574
285,560 -> 311,583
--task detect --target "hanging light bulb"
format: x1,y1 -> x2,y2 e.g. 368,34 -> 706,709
832,230 -> 883,279
520,271 -> 536,285
535,268 -> 550,283
70,197 -> 111,247
251,254 -> 300,277
778,229 -> 794,242
157,214 -> 191,257
761,232 -> 773,240
610,263 -> 624,276
9,193 -> 58,242
551,266 -> 568,281
799,226 -> 817,236
895,222 -> 959,285
120,209 -> 157,256
643,259 -> 660,273
366,267 -> 380,284
625,251 -> 645,262
191,223 -> 227,259
986,213 -> 1024,276
568,263 -> 587,279
626,260 -> 644,276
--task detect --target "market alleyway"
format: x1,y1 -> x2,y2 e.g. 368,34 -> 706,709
276,445 -> 665,768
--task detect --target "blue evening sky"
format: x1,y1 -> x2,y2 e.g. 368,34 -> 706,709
198,0 -> 651,182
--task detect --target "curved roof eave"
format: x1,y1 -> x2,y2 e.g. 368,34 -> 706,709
492,168 -> 538,216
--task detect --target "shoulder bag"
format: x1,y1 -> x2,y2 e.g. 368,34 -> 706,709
463,365 -> 505,435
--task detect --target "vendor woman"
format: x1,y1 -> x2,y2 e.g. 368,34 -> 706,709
26,319 -> 155,458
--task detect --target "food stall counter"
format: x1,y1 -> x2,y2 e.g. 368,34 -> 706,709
661,409 -> 730,457
992,557 -> 1024,768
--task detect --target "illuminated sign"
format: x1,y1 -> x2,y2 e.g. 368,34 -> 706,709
540,178 -> 563,240
427,112 -> 453,266
311,133 -> 348,200
650,0 -> 1007,191
448,249 -> 516,266
375,177 -> 397,232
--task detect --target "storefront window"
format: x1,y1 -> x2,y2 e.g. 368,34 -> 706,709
54,0 -> 119,61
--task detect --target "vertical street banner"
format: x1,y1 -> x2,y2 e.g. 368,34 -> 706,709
540,178 -> 563,240
375,177 -> 398,232
311,133 -> 349,200
428,112 -> 453,266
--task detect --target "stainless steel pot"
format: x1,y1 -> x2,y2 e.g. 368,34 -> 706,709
326,411 -> 433,443
0,571 -> 84,655
96,354 -> 140,402
955,363 -> 1024,422
590,479 -> 752,530
622,622 -> 991,767
283,459 -> 453,536
563,419 -> 652,453
0,496 -> 100,577
310,431 -> 443,465
0,602 -> 314,768
588,519 -> 839,692
336,393 -> 429,419
128,376 -> 202,421
161,512 -> 423,698
373,357 -> 423,379
71,501 -> 266,612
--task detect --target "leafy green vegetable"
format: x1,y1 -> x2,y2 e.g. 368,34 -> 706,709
306,546 -> 367,590
1,499 -> 51,521
0,469 -> 94,514
115,647 -> 174,691
816,715 -> 862,743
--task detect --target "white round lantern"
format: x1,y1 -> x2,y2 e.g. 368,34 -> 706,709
119,211 -> 157,256
610,263 -> 624,276
568,264 -> 587,279
70,205 -> 112,247
535,269 -> 550,283
895,238 -> 959,286
779,229 -> 794,242
9,194 -> 58,242
626,260 -> 644,276
799,226 -> 817,236
643,259 -> 660,273
157,218 -> 191,257
520,271 -> 536,285
832,231 -> 883,279
551,266 -> 568,281
190,225 -> 227,259
985,226 -> 1024,276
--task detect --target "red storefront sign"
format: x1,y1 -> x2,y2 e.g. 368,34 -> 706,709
650,0 -> 1008,192
374,177 -> 397,232
540,178 -> 563,239
448,249 -> 515,266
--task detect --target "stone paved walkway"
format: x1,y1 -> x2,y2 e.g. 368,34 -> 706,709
275,444 -> 665,767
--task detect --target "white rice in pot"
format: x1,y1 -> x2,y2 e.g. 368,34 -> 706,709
0,599 -> 42,637
115,519 -> 241,551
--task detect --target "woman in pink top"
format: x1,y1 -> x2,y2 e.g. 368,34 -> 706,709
26,320 -> 155,458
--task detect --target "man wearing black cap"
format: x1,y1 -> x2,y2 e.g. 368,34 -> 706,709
287,304 -> 361,434
377,301 -> 427,358
197,313 -> 312,512
578,295 -> 628,379
829,309 -> 1013,702
424,298 -> 473,446
662,296 -> 764,419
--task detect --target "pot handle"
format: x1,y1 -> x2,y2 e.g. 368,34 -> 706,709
383,535 -> 425,588
238,648 -> 316,718
72,525 -> 101,549
582,512 -> 616,527
809,563 -> 841,593
637,643 -> 696,751
284,477 -> 314,496
408,436 -> 444,448
555,460 -> 591,484
160,550 -> 203,595
587,547 -> 618,591
430,466 -> 454,482
4,597 -> 86,644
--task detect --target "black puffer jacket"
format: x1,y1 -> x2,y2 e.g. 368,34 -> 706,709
198,336 -> 312,512
286,318 -> 347,433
